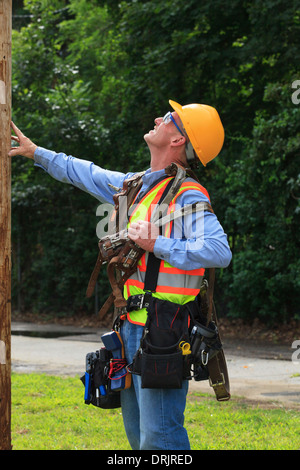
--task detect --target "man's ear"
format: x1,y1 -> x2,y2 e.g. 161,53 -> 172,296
170,135 -> 186,147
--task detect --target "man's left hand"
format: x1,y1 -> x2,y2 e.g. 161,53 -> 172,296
128,220 -> 160,252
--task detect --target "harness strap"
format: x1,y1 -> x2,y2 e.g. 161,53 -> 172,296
86,172 -> 145,299
95,163 -> 187,319
144,200 -> 214,294
143,177 -> 176,292
86,251 -> 104,299
206,268 -> 230,401
86,201 -> 211,299
207,349 -> 231,401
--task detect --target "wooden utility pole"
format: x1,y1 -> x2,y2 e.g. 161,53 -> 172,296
0,0 -> 12,451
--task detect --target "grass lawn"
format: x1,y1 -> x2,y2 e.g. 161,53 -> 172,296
11,372 -> 300,450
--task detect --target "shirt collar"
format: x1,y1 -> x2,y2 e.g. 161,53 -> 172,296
142,168 -> 166,186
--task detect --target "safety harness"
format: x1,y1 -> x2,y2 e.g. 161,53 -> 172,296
86,162 -> 188,318
85,162 -> 230,402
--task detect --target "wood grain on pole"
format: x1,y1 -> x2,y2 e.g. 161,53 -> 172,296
0,0 -> 12,451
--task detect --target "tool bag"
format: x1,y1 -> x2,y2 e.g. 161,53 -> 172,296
128,294 -> 192,389
80,347 -> 121,409
80,328 -> 132,409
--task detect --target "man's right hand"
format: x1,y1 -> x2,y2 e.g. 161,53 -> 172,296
9,121 -> 37,159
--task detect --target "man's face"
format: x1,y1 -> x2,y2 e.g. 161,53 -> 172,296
144,111 -> 184,149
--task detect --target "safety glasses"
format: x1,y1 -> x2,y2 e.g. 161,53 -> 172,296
163,111 -> 186,137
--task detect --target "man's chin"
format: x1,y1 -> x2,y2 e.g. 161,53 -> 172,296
143,132 -> 151,143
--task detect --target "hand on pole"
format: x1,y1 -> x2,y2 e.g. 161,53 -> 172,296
8,121 -> 37,159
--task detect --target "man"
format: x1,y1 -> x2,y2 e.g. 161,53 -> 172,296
9,100 -> 232,450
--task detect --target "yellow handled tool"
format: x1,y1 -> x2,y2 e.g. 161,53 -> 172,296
179,341 -> 191,355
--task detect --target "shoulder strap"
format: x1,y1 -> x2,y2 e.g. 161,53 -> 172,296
86,171 -> 145,298
112,171 -> 145,233
144,177 -> 176,292
205,267 -> 231,401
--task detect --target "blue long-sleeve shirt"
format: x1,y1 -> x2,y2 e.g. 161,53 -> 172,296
34,147 -> 232,270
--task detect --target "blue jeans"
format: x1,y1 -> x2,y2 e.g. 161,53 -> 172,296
120,319 -> 190,450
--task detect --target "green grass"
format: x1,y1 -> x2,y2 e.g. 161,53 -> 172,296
11,373 -> 300,450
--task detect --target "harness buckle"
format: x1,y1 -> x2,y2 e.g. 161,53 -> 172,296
138,294 -> 144,309
138,292 -> 151,309
127,292 -> 151,312
209,373 -> 225,389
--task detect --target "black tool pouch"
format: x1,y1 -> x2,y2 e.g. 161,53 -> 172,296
189,318 -> 222,381
140,350 -> 184,389
130,296 -> 191,389
80,348 -> 121,409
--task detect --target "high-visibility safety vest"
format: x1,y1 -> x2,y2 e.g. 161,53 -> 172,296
124,176 -> 210,325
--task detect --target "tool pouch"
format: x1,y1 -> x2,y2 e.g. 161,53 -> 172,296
189,318 -> 222,381
140,350 -> 184,389
80,348 -> 121,409
81,326 -> 133,409
130,296 -> 191,389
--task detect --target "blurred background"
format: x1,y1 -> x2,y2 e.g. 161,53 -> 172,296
10,0 -> 300,328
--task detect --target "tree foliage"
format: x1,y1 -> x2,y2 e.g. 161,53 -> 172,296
11,0 -> 300,323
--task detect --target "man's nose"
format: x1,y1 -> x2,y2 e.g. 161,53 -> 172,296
155,117 -> 163,125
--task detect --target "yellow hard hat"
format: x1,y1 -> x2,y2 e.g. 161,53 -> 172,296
169,100 -> 225,167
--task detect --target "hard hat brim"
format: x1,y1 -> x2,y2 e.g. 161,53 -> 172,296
169,99 -> 205,165
169,99 -> 183,115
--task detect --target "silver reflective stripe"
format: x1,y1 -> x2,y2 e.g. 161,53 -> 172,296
155,201 -> 211,228
129,264 -> 203,294
118,202 -> 210,240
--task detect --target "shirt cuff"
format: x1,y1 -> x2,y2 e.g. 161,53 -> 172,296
153,235 -> 168,260
33,146 -> 55,170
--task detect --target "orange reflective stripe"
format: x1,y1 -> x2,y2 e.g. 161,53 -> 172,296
138,253 -> 147,271
126,314 -> 146,326
135,256 -> 204,276
173,181 -> 210,203
126,278 -> 145,291
160,262 -> 205,276
163,181 -> 210,237
156,284 -> 200,296
163,203 -> 175,238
